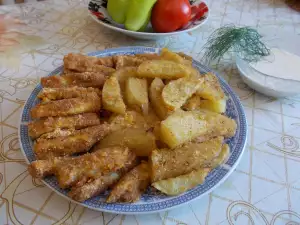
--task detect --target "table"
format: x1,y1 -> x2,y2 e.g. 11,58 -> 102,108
0,0 -> 300,224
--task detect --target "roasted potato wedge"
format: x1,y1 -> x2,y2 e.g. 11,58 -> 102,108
160,109 -> 206,148
112,67 -> 137,91
182,95 -> 201,111
160,48 -> 192,66
196,73 -> 225,100
200,98 -> 227,113
96,128 -> 156,157
149,78 -> 171,119
152,168 -> 210,195
162,77 -> 203,110
150,137 -> 224,182
137,60 -> 190,79
160,109 -> 236,148
125,77 -> 149,114
102,76 -> 126,114
109,110 -> 150,130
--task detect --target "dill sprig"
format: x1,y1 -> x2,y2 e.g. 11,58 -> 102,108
202,25 -> 270,64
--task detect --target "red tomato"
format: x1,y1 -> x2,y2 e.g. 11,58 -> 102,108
151,0 -> 191,33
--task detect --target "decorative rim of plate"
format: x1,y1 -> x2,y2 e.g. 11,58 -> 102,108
87,0 -> 210,36
19,46 -> 247,214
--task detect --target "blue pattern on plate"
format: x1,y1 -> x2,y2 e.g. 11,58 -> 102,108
19,47 -> 247,214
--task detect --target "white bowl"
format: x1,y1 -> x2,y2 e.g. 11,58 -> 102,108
88,0 -> 209,40
236,29 -> 300,98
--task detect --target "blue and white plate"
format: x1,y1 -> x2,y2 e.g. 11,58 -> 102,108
19,47 -> 247,214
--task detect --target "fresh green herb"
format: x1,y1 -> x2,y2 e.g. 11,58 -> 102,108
202,25 -> 270,64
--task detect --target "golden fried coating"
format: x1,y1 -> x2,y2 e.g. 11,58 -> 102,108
55,147 -> 137,189
106,161 -> 150,203
28,113 -> 101,139
28,156 -> 72,178
68,158 -> 138,202
69,173 -> 120,202
135,53 -> 161,60
34,124 -> 111,160
63,53 -> 114,71
150,137 -> 224,182
210,144 -> 230,169
30,92 -> 101,119
113,55 -> 145,69
38,87 -> 101,102
41,72 -> 106,88
39,129 -> 76,139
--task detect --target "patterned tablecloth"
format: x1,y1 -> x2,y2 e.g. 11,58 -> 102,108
0,0 -> 300,224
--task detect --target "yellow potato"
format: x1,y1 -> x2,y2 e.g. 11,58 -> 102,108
125,77 -> 149,114
137,60 -> 190,79
152,168 -> 210,195
182,95 -> 201,111
161,110 -> 206,148
97,128 -> 156,157
160,109 -> 236,148
102,76 -> 126,114
160,48 -> 192,66
150,137 -> 224,182
149,78 -> 171,119
196,73 -> 225,100
144,107 -> 161,127
200,98 -> 227,113
109,110 -> 149,130
162,77 -> 203,110
112,67 -> 137,91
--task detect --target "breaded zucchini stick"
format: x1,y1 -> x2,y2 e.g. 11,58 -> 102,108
38,87 -> 100,102
64,53 -> 114,71
55,147 -> 137,188
68,158 -> 139,202
28,113 -> 100,139
150,137 -> 224,182
34,124 -> 111,159
106,161 -> 150,203
30,92 -> 101,119
28,156 -> 73,178
41,72 -> 106,88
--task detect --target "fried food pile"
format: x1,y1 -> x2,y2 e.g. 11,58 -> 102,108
27,48 -> 237,203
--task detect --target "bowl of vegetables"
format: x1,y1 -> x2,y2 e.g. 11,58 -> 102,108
88,0 -> 209,40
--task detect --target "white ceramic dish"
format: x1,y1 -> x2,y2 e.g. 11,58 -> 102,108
236,29 -> 300,98
88,0 -> 209,40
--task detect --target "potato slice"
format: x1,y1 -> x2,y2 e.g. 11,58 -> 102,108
152,168 -> 210,195
182,95 -> 201,111
160,109 -> 236,148
149,78 -> 171,119
125,77 -> 149,114
137,60 -> 190,79
109,110 -> 149,130
162,77 -> 203,110
196,73 -> 225,100
161,110 -> 206,148
200,98 -> 227,113
112,67 -> 137,91
102,76 -> 126,114
160,48 -> 192,66
150,137 -> 223,182
96,128 -> 156,157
